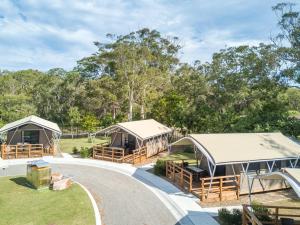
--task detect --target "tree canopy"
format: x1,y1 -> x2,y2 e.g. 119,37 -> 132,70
0,3 -> 299,137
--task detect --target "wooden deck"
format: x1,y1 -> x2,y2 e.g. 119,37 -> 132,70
93,145 -> 147,164
1,144 -> 54,159
242,204 -> 300,225
166,160 -> 240,202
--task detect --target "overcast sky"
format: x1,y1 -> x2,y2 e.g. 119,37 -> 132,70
0,0 -> 292,71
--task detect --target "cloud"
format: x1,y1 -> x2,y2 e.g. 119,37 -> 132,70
0,0 -> 292,71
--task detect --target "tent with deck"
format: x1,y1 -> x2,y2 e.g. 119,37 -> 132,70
170,132 -> 300,196
94,119 -> 172,157
0,115 -> 61,159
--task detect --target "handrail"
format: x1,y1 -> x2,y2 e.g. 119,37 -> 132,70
243,204 -> 300,225
242,205 -> 263,225
1,144 -> 53,159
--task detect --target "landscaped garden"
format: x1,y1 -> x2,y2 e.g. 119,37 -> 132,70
59,137 -> 109,154
0,176 -> 95,225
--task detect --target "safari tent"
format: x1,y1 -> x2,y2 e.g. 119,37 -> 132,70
95,119 -> 172,157
170,132 -> 300,198
0,115 -> 62,159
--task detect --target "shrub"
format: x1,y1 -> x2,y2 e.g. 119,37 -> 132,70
218,208 -> 242,225
154,159 -> 166,176
72,147 -> 79,154
251,202 -> 272,222
80,147 -> 92,158
183,146 -> 194,153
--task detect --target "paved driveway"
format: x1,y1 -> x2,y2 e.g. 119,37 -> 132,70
3,164 -> 178,225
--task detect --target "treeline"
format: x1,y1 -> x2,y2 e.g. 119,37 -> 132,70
0,3 -> 300,136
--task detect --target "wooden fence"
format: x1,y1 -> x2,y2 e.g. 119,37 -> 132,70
191,175 -> 240,202
165,160 -> 240,202
166,160 -> 193,191
242,204 -> 300,225
1,144 -> 53,159
93,145 -> 125,163
93,145 -> 147,164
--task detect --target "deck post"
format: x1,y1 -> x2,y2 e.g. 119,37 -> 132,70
180,168 -> 184,188
122,149 -> 124,163
275,207 -> 279,225
112,148 -> 115,162
16,145 -> 18,158
189,173 -> 192,192
101,146 -> 104,159
237,175 -> 240,199
219,177 -> 223,201
28,144 -> 31,158
201,179 -> 204,201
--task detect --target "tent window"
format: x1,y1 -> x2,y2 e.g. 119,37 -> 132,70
23,130 -> 39,144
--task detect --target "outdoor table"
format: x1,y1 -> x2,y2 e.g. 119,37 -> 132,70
186,166 -> 205,181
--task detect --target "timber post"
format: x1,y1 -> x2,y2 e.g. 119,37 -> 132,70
201,179 -> 204,202
219,177 -> 223,201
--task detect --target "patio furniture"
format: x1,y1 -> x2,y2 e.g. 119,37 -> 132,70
186,166 -> 205,181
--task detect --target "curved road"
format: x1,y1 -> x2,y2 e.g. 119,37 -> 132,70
4,164 -> 178,225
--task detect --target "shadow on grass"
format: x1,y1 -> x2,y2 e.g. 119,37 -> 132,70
10,177 -> 34,189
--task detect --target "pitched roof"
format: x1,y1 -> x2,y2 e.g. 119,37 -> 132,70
171,132 -> 300,165
97,119 -> 172,140
0,115 -> 61,134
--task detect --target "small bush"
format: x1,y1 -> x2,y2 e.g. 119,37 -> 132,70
72,147 -> 79,154
251,202 -> 272,222
183,146 -> 194,153
154,159 -> 166,176
218,208 -> 242,225
80,147 -> 92,158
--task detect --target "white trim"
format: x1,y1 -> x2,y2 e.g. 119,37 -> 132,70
76,182 -> 101,225
171,136 -> 216,166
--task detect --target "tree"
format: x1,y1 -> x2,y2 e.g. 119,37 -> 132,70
272,2 -> 300,84
81,114 -> 99,142
68,107 -> 81,138
77,28 -> 180,121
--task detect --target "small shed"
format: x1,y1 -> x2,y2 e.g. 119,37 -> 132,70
96,119 -> 172,157
0,115 -> 62,159
170,132 -> 300,195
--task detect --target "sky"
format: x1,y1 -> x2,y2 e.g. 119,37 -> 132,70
0,0 -> 292,71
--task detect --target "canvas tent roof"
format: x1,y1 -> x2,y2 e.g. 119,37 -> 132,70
171,132 -> 300,165
249,168 -> 300,198
0,115 -> 61,134
96,119 -> 172,140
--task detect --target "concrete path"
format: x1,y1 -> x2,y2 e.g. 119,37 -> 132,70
1,158 -> 219,225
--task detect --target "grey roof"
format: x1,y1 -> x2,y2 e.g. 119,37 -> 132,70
0,115 -> 61,134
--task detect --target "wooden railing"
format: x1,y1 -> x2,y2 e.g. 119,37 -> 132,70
123,146 -> 147,164
242,205 -> 263,225
1,144 -> 53,159
191,175 -> 240,202
93,145 -> 148,164
93,145 -> 125,163
166,160 -> 193,191
242,204 -> 300,225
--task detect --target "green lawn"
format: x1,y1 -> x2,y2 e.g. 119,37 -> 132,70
159,151 -> 197,164
59,137 -> 109,153
0,176 -> 95,225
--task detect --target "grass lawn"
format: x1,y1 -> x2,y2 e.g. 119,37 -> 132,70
60,137 -> 109,153
159,151 -> 197,164
0,176 -> 95,225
